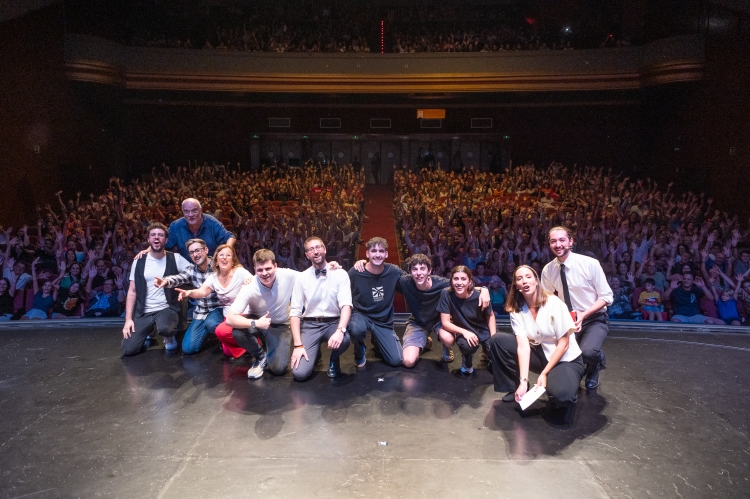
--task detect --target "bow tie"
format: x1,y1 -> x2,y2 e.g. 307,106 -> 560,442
315,268 -> 327,278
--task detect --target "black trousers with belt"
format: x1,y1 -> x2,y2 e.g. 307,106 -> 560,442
488,332 -> 585,407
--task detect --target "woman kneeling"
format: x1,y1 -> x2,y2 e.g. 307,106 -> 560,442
488,265 -> 585,422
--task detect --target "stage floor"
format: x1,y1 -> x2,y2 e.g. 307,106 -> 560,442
1,324 -> 749,498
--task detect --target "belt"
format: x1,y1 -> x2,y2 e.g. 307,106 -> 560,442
304,316 -> 340,323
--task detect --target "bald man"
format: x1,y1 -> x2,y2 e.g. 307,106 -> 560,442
166,198 -> 236,261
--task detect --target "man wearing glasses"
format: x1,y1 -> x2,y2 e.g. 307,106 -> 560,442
153,238 -> 224,354
290,237 -> 352,380
166,198 -> 235,260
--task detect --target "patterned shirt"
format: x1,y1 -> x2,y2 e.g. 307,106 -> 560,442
161,258 -> 222,320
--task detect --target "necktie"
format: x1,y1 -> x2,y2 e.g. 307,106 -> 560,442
560,263 -> 573,312
315,268 -> 327,278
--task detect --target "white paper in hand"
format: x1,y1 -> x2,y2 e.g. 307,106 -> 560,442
519,385 -> 546,410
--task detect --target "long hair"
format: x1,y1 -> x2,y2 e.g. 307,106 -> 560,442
449,265 -> 475,295
505,265 -> 549,313
211,244 -> 242,274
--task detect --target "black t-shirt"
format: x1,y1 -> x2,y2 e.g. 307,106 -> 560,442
400,274 -> 450,328
670,285 -> 704,316
0,293 -> 13,315
436,288 -> 492,341
53,288 -> 82,316
348,263 -> 405,324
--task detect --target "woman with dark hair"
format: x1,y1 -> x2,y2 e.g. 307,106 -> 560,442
52,281 -> 84,319
437,265 -> 496,375
59,262 -> 83,290
0,277 -> 15,321
488,265 -> 585,423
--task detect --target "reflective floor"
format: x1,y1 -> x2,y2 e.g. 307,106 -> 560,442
1,324 -> 749,498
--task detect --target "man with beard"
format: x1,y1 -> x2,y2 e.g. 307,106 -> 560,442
153,238 -> 224,354
540,226 -> 613,389
290,237 -> 352,380
121,223 -> 191,356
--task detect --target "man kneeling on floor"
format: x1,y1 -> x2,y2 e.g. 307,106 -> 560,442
121,223 -> 191,356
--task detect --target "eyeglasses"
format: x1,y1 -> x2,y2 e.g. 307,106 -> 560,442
188,248 -> 206,255
183,209 -> 201,216
305,245 -> 325,253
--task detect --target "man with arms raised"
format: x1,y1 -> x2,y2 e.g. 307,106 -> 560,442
122,223 -> 191,356
290,237 -> 352,380
399,254 -> 491,367
153,238 -> 224,354
541,226 -> 613,389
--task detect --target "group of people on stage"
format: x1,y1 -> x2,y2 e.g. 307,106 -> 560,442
121,196 -> 612,424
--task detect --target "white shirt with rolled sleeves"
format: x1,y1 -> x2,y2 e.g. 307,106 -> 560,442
540,251 -> 613,313
290,267 -> 352,318
229,267 -> 298,324
510,294 -> 583,363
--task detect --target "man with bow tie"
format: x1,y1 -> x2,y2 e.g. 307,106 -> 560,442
290,237 -> 352,380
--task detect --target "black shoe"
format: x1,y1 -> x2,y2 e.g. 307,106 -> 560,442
585,365 -> 601,389
502,392 -> 516,403
327,358 -> 340,378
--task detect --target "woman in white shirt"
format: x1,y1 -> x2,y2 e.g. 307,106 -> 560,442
488,265 -> 585,420
176,244 -> 264,364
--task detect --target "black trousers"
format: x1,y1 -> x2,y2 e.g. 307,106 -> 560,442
488,332 -> 585,407
577,311 -> 609,371
455,335 -> 491,369
121,308 -> 179,357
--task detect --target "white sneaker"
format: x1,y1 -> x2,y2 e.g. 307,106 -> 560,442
164,336 -> 178,351
247,355 -> 268,379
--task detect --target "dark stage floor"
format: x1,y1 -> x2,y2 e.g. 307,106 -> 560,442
1,322 -> 750,498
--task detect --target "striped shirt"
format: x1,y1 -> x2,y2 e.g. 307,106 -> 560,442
161,258 -> 222,320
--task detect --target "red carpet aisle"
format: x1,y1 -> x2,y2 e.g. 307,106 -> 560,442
358,184 -> 406,312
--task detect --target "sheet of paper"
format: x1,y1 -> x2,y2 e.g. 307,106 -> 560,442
519,385 -> 546,410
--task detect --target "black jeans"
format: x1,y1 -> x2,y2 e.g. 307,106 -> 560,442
576,311 -> 609,371
121,308 -> 179,357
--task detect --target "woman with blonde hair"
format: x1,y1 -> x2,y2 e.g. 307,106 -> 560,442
488,265 -> 585,423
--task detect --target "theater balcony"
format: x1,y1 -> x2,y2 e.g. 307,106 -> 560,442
64,33 -> 704,94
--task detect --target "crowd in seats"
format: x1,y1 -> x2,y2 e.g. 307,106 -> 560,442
70,0 -> 632,53
394,163 -> 750,324
0,160 -> 365,321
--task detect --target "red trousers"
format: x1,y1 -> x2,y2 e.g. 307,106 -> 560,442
214,319 -> 246,358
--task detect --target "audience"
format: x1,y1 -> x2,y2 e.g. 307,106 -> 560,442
0,159 -> 364,320
394,162 -> 750,324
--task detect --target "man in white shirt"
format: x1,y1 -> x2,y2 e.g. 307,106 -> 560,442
289,237 -> 352,380
226,249 -> 298,379
122,223 -> 191,356
541,226 -> 613,389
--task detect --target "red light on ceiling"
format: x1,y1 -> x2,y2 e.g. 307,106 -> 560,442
525,17 -> 535,25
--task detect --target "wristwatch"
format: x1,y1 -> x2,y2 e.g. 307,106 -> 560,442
251,320 -> 256,328
337,327 -> 347,333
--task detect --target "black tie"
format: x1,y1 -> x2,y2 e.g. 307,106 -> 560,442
560,263 -> 573,312
315,268 -> 327,278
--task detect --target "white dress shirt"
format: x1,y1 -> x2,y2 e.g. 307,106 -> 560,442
541,251 -> 613,312
204,267 -> 252,316
229,268 -> 298,324
510,294 -> 582,362
290,267 -> 352,318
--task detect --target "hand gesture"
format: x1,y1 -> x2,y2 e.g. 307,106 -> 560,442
626,272 -> 635,283
153,276 -> 167,289
723,246 -> 732,258
694,277 -> 705,288
88,266 -> 97,279
58,260 -> 66,273
133,249 -> 149,261
174,288 -> 191,301
254,311 -> 272,330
